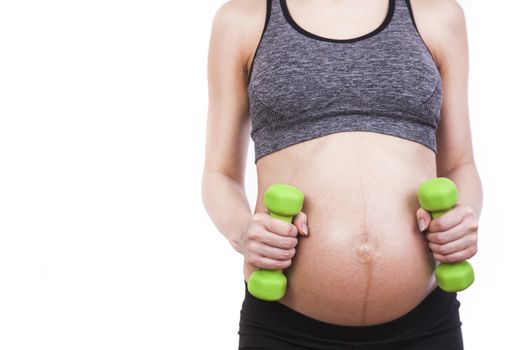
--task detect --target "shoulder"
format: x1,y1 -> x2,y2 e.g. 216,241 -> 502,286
409,0 -> 467,68
211,0 -> 267,42
210,0 -> 269,73
410,0 -> 465,27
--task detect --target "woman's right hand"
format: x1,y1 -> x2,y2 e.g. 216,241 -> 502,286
239,211 -> 308,270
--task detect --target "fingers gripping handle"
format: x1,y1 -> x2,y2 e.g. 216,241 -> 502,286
417,177 -> 475,292
247,184 -> 304,301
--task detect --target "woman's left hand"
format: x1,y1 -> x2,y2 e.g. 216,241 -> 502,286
416,204 -> 479,263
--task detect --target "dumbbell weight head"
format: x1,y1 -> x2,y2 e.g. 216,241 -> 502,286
247,269 -> 288,301
435,261 -> 475,292
263,183 -> 305,222
417,177 -> 458,219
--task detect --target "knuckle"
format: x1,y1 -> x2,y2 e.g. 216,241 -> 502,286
437,245 -> 448,255
434,234 -> 445,244
430,243 -> 441,254
264,259 -> 276,270
269,237 -> 281,248
269,260 -> 283,270
281,259 -> 292,269
255,212 -> 268,224
246,230 -> 258,240
438,245 -> 448,255
247,241 -> 257,252
277,249 -> 290,260
285,237 -> 298,249
275,238 -> 288,249
246,255 -> 257,266
266,259 -> 279,270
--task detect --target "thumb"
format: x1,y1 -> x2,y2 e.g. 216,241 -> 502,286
293,211 -> 309,236
416,207 -> 432,232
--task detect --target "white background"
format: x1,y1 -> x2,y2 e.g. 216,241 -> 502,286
0,0 -> 523,349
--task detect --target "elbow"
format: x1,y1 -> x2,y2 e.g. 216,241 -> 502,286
201,172 -> 210,213
438,159 -> 477,178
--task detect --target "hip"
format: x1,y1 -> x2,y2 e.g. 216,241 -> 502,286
238,280 -> 464,350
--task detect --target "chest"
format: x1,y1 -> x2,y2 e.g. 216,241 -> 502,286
249,34 -> 441,118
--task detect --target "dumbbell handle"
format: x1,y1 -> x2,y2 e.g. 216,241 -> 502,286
269,212 -> 294,223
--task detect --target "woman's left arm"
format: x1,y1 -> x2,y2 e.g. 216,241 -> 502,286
413,0 -> 483,263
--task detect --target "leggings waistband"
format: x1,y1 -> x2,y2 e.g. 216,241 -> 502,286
239,282 -> 462,344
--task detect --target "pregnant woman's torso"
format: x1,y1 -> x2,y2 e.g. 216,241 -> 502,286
242,0 -> 442,326
243,132 -> 439,326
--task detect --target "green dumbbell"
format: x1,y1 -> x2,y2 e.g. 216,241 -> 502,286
417,177 -> 475,292
247,183 -> 304,301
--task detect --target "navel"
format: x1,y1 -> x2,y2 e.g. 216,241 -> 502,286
356,242 -> 375,264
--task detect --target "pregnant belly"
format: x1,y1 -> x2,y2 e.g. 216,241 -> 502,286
244,132 -> 440,326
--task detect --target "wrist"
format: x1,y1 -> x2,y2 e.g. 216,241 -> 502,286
229,234 -> 242,254
229,214 -> 251,254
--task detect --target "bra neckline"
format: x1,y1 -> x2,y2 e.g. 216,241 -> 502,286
279,0 -> 396,44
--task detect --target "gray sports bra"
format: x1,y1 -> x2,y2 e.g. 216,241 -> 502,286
247,0 -> 442,164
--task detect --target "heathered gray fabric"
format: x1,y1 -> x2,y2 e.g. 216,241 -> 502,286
248,0 -> 442,164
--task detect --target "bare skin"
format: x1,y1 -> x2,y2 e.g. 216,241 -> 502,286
202,0 -> 483,326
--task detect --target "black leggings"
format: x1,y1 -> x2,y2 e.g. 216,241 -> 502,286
238,282 -> 464,350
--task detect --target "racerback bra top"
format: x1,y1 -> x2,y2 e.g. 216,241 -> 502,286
247,0 -> 443,164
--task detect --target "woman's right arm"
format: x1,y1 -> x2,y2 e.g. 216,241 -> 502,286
201,0 -> 300,270
201,0 -> 255,253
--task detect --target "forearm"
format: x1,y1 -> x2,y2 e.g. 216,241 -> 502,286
201,171 -> 253,254
439,162 -> 483,222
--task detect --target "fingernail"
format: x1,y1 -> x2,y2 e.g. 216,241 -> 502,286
418,219 -> 426,232
302,223 -> 309,236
